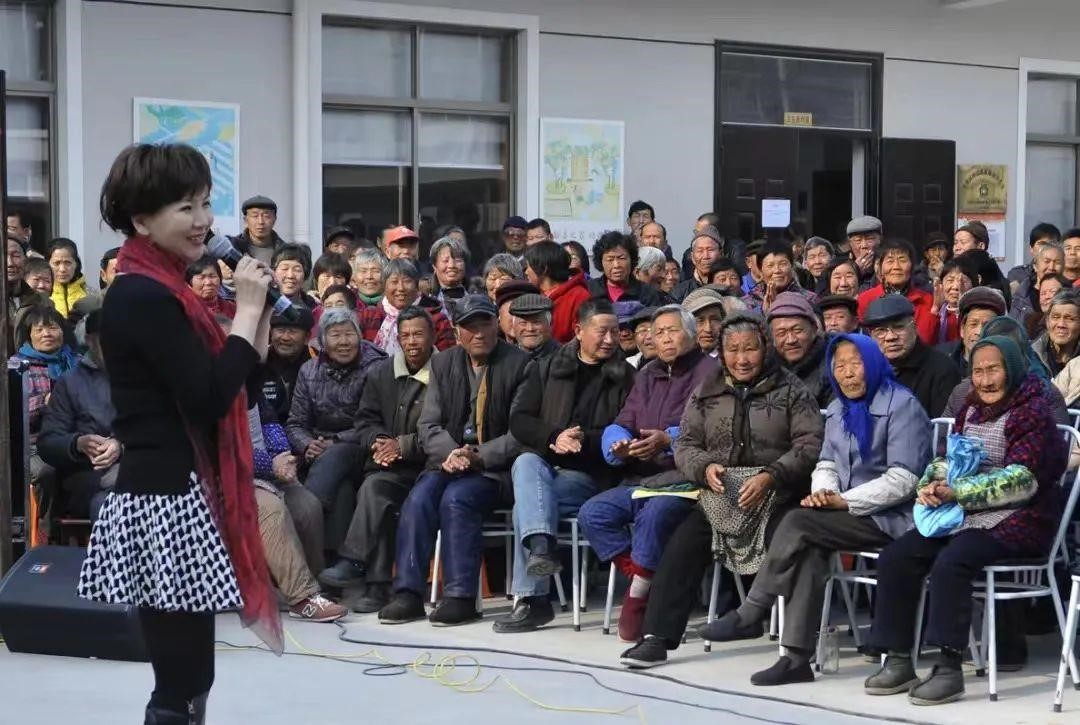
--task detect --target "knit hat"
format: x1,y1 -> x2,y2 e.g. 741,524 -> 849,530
862,293 -> 915,327
509,293 -> 553,318
958,286 -> 1007,318
682,288 -> 726,315
241,195 -> 277,214
617,300 -> 646,329
766,291 -> 818,326
628,306 -> 656,330
690,226 -> 722,249
846,215 -> 882,236
495,280 -> 540,309
970,335 -> 1029,394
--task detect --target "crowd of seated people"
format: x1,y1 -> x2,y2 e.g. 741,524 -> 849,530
8,198 -> 1080,705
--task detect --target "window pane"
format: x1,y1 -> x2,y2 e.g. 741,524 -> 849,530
322,24 -> 412,98
6,96 -> 50,201
418,115 -> 509,266
419,113 -> 507,168
1027,78 -> 1077,136
0,2 -> 49,83
323,109 -> 412,166
721,52 -> 872,130
1025,143 -> 1076,234
419,30 -> 507,103
323,165 -> 412,243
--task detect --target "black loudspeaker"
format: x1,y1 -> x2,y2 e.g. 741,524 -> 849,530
0,546 -> 148,661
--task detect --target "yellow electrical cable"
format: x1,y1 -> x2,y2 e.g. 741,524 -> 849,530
245,625 -> 650,723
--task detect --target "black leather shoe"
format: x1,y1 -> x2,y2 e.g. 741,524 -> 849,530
143,706 -> 190,725
697,611 -> 764,643
378,590 -> 426,624
619,637 -> 668,669
864,656 -> 919,695
750,656 -> 815,686
348,582 -> 392,614
908,665 -> 965,706
492,597 -> 555,633
317,558 -> 366,589
429,596 -> 481,627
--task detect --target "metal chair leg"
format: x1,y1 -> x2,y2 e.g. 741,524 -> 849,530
602,562 -> 616,635
579,546 -> 589,613
1054,579 -> 1080,711
1048,564 -> 1080,682
769,600 -> 779,640
987,572 -> 998,701
553,571 -> 568,612
704,561 -> 722,653
815,577 -> 835,673
430,530 -> 442,605
571,519 -> 581,631
838,577 -> 861,648
777,596 -> 785,656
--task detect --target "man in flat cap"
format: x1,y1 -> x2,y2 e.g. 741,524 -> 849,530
233,195 -> 289,265
510,293 -> 560,362
819,294 -> 859,335
846,215 -> 883,289
682,288 -> 726,358
863,294 -> 960,417
934,286 -> 1007,376
495,279 -> 541,343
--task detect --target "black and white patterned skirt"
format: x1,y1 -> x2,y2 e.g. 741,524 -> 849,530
78,473 -> 243,612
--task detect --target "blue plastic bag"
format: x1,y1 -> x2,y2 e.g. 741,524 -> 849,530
913,433 -> 985,537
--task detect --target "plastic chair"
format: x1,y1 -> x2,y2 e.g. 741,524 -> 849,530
1053,573 -> 1080,712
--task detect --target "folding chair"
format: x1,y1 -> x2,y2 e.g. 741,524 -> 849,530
701,560 -> 781,653
1053,573 -> 1080,712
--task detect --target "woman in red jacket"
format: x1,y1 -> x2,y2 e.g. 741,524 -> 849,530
525,241 -> 590,344
857,239 -> 937,344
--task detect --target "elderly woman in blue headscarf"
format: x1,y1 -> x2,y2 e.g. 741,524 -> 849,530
700,333 -> 931,687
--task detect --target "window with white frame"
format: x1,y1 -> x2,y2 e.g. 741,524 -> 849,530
321,20 -> 514,264
1025,75 -> 1080,235
2,0 -> 53,255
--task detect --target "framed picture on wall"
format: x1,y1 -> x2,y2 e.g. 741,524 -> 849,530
133,98 -> 241,235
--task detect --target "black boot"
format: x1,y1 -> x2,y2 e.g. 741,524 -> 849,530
908,650 -> 965,706
189,693 -> 208,725
492,596 -> 555,633
429,596 -> 481,627
143,705 -> 189,725
864,654 -> 919,695
378,590 -> 426,624
524,534 -> 562,578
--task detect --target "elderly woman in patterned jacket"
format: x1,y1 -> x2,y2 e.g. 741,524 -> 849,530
863,335 -> 1068,706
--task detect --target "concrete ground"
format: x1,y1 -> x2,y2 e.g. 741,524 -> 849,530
1,595 -> 1078,724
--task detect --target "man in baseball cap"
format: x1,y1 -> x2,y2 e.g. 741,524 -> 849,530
862,294 -> 960,417
255,306 -> 317,422
380,226 -> 421,262
379,293 -> 531,628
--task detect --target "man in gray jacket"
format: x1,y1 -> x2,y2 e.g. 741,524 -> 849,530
379,295 -> 532,627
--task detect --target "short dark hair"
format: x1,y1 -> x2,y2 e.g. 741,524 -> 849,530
1040,273 -> 1072,290
1030,222 -> 1062,247
592,231 -> 638,274
23,257 -> 52,281
709,258 -> 736,275
527,218 -> 552,236
627,200 -> 654,218
320,283 -> 358,308
312,252 -> 352,283
100,143 -> 212,238
396,305 -> 435,333
577,298 -> 615,325
6,207 -> 30,227
47,238 -> 83,279
185,255 -> 220,284
272,244 -> 312,279
562,240 -> 590,275
100,246 -> 120,271
757,239 -> 794,266
875,238 -> 916,264
697,212 -> 721,228
18,304 -> 65,347
1063,227 -> 1080,243
524,240 -> 572,284
940,257 -> 977,284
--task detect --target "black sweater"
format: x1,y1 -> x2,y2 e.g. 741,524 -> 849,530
101,274 -> 260,495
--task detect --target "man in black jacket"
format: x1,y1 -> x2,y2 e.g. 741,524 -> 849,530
863,294 -> 961,418
318,307 -> 436,612
492,299 -> 635,633
766,291 -> 832,408
256,307 -> 316,423
509,293 -> 559,361
379,295 -> 532,627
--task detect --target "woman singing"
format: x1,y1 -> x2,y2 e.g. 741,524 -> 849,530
78,144 -> 281,724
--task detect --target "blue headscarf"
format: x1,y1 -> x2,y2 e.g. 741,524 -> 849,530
979,315 -> 1049,383
825,333 -> 896,461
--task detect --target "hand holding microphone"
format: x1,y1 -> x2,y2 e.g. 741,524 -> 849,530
206,234 -> 304,323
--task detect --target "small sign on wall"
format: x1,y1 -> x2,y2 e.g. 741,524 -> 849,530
783,112 -> 813,127
957,164 -> 1008,260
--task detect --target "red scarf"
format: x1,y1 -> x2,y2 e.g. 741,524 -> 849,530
117,235 -> 282,653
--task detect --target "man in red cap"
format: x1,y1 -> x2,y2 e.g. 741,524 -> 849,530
381,226 -> 421,262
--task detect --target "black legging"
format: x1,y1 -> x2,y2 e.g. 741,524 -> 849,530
139,609 -> 215,712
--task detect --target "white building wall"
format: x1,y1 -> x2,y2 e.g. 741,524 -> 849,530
79,1 -> 293,267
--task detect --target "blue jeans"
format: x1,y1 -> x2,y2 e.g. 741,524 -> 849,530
393,471 -> 503,599
509,453 -> 599,597
577,486 -> 695,572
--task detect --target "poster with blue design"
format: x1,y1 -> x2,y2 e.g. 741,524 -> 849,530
134,98 -> 241,235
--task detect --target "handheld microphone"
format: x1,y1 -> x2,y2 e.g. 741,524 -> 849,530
206,234 -> 303,323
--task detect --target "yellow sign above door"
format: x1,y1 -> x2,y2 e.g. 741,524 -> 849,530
783,112 -> 814,127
